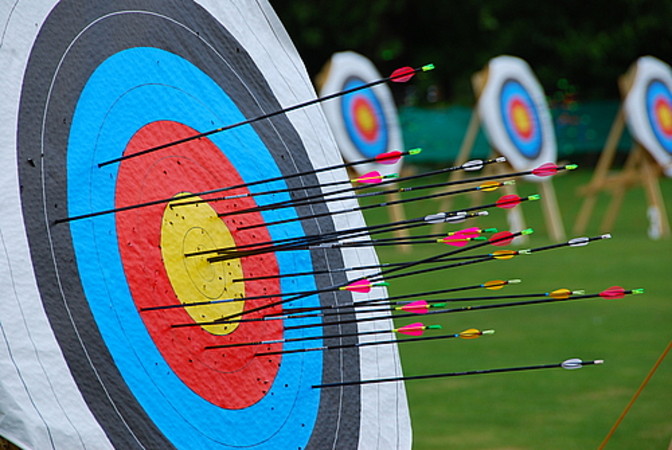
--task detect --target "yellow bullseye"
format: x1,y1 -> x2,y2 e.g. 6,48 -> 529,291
161,194 -> 244,335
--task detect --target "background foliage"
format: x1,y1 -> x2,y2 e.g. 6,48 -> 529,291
273,0 -> 672,105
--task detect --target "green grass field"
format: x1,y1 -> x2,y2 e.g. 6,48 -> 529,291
362,167 -> 672,449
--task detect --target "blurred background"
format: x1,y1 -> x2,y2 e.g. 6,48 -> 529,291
274,0 -> 672,166
273,2 -> 671,449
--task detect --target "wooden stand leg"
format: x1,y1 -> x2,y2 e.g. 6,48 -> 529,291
540,180 -> 566,241
431,111 -> 481,235
385,191 -> 410,253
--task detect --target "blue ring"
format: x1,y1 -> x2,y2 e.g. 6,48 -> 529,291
67,47 -> 321,448
645,80 -> 672,154
499,79 -> 543,159
340,77 -> 389,158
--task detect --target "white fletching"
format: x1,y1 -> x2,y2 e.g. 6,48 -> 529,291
561,358 -> 584,370
462,159 -> 484,171
568,237 -> 590,247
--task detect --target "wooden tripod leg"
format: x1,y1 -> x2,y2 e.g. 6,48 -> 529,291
385,191 -> 411,253
574,108 -> 626,234
600,146 -> 642,231
431,110 -> 481,234
641,152 -> 671,238
540,180 -> 566,241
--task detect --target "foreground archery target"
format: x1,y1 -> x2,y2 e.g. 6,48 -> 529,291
478,56 -> 557,175
318,51 -> 404,176
0,1 -> 410,449
624,56 -> 672,176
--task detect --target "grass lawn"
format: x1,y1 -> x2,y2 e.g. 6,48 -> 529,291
361,166 -> 672,449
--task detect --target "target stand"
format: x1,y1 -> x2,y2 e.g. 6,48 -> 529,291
574,56 -> 671,238
317,51 -> 410,252
433,56 -> 566,242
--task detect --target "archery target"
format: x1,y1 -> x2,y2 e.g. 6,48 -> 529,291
478,55 -> 557,176
0,1 -> 410,449
623,56 -> 672,177
318,51 -> 404,176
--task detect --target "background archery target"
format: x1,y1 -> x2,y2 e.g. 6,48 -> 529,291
623,56 -> 672,177
0,1 -> 410,449
318,51 -> 404,177
478,55 -> 558,176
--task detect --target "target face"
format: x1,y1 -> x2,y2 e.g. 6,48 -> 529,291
0,1 -> 409,449
478,56 -> 557,175
624,56 -> 672,176
318,51 -> 403,176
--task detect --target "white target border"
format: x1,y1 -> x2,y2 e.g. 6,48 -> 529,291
478,55 -> 557,176
623,55 -> 672,177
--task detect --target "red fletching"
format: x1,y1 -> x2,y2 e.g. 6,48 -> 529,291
496,194 -> 522,209
489,231 -> 515,247
532,162 -> 559,177
390,66 -> 416,83
375,150 -> 403,165
599,286 -> 626,299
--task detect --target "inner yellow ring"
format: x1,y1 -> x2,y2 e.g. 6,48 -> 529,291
161,194 -> 244,335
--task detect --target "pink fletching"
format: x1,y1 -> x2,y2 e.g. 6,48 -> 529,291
390,66 -> 416,83
532,162 -> 559,177
489,231 -> 514,247
355,171 -> 383,184
400,300 -> 430,314
440,234 -> 470,247
343,279 -> 372,293
454,227 -> 481,238
375,150 -> 403,165
600,286 -> 626,299
496,194 -> 522,209
398,322 -> 426,336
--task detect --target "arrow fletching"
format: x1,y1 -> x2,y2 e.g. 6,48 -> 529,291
390,66 -> 417,83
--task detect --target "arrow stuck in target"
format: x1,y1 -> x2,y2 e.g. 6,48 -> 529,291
97,64 -> 435,167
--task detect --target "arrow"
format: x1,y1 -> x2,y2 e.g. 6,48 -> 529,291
313,358 -> 603,388
141,277 -> 387,314
203,195 -> 532,263
235,181 -> 513,231
257,328 -> 493,357
97,63 -> 434,167
170,170 -> 399,210
203,322 -> 441,351
284,287 -> 644,332
56,148 -> 420,224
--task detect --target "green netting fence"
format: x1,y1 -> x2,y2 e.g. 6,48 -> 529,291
398,101 -> 633,165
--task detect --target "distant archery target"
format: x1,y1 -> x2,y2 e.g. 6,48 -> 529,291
624,56 -> 672,176
478,56 -> 557,175
319,51 -> 403,176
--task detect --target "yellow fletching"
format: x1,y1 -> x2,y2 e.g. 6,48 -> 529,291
479,181 -> 501,192
484,280 -> 506,290
459,328 -> 482,339
550,288 -> 572,299
493,250 -> 517,260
